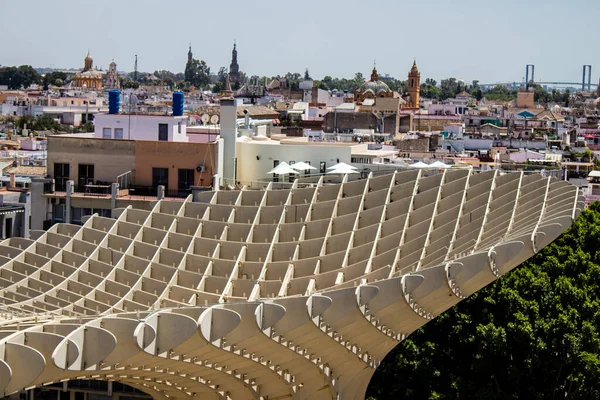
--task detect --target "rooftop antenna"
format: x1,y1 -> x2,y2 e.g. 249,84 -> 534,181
134,54 -> 138,82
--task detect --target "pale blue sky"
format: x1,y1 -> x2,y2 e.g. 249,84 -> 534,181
1,0 -> 598,84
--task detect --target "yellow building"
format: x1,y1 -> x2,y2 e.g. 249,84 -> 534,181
406,60 -> 421,108
74,51 -> 103,89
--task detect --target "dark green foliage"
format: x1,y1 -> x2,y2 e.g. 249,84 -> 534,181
0,65 -> 41,89
184,58 -> 211,89
367,203 -> 600,400
42,71 -> 67,87
421,78 -> 441,99
481,85 -> 517,102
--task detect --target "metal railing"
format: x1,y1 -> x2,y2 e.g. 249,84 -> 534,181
126,185 -> 191,199
73,185 -> 111,196
42,181 -> 54,194
117,170 -> 134,190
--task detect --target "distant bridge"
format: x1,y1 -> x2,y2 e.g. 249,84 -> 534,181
480,64 -> 597,91
479,81 -> 598,90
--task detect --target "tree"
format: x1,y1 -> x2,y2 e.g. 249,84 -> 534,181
163,76 -> 175,90
420,78 -> 441,99
184,58 -> 211,88
15,115 -> 35,130
217,67 -> 228,86
122,80 -> 139,89
469,80 -> 483,101
533,84 -> 552,103
32,115 -> 61,131
0,65 -> 41,89
43,71 -> 67,88
367,203 -> 600,400
483,85 -> 517,102
15,115 -> 60,132
440,77 -> 459,100
73,121 -> 94,133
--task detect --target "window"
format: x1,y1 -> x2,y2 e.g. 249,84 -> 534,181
178,121 -> 182,134
78,164 -> 94,187
54,163 -> 70,191
158,123 -> 168,141
273,160 -> 280,183
178,169 -> 194,192
71,207 -> 83,224
53,204 -> 65,223
152,168 -> 169,191
102,128 -> 111,139
114,128 -> 123,139
320,162 -> 326,174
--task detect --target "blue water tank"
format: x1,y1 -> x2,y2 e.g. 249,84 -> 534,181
172,92 -> 184,116
108,90 -> 120,114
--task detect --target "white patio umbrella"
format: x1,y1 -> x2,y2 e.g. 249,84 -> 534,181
429,161 -> 450,168
327,165 -> 360,174
289,161 -> 317,171
327,162 -> 358,171
409,161 -> 433,169
267,162 -> 300,176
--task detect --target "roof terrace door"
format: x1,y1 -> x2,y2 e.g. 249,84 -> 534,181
78,164 -> 94,188
54,163 -> 70,192
152,167 -> 169,194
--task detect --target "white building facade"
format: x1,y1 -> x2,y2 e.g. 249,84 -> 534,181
93,113 -> 188,142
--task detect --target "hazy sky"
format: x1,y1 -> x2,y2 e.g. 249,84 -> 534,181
1,0 -> 598,84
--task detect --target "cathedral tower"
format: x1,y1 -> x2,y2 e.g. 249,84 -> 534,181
229,40 -> 240,86
407,60 -> 421,108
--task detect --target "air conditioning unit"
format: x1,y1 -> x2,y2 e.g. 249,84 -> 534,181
196,164 -> 206,173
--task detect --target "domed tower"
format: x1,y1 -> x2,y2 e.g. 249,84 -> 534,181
84,51 -> 94,71
407,60 -> 421,108
354,66 -> 392,102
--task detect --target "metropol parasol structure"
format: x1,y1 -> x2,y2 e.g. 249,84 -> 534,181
0,168 -> 582,400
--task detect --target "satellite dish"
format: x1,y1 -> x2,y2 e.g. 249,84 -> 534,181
201,114 -> 210,123
210,115 -> 219,124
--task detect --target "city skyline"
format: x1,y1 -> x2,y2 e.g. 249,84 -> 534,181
0,0 -> 599,84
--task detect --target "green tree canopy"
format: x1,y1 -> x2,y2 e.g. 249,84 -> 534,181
42,71 -> 67,88
184,59 -> 211,89
367,202 -> 600,400
0,65 -> 41,89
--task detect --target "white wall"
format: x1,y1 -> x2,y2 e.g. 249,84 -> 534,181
94,114 -> 188,142
236,139 -> 354,184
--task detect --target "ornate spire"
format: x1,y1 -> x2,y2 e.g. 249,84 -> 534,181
84,50 -> 93,71
410,59 -> 420,75
370,66 -> 379,81
229,40 -> 240,85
